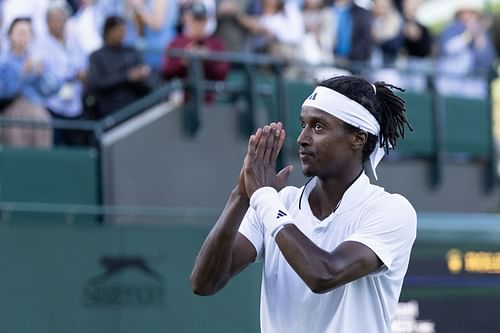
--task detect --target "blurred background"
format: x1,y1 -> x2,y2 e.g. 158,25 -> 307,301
0,0 -> 499,332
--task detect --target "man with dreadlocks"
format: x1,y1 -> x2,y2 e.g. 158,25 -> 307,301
190,75 -> 416,333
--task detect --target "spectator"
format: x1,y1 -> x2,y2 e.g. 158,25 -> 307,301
0,17 -> 55,148
435,1 -> 496,98
179,0 -> 217,36
1,0 -> 50,42
372,0 -> 404,65
124,0 -> 180,69
0,0 -> 11,111
371,0 -> 431,92
162,1 -> 230,103
238,0 -> 304,60
492,11 -> 500,57
299,0 -> 335,65
215,0 -> 252,52
41,1 -> 88,146
332,0 -> 373,64
86,16 -> 153,118
401,0 -> 432,58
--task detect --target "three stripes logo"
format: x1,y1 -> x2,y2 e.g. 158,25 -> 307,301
307,92 -> 317,101
276,210 -> 287,219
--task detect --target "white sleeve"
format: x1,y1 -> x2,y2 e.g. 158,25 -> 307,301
238,207 -> 265,261
345,194 -> 417,273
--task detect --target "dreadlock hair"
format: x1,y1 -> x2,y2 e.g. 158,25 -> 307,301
317,75 -> 412,163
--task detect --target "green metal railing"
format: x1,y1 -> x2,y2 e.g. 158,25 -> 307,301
167,49 -> 288,137
0,50 -> 497,199
0,201 -> 220,225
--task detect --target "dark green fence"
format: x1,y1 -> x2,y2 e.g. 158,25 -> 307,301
281,78 -> 495,190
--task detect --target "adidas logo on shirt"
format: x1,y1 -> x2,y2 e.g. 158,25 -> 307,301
276,210 -> 287,219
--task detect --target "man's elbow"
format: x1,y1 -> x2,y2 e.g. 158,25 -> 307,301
190,281 -> 214,296
189,275 -> 222,296
308,277 -> 337,294
191,285 -> 215,296
306,269 -> 344,294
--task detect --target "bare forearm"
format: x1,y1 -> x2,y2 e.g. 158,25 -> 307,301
275,225 -> 341,293
275,225 -> 381,293
190,189 -> 249,295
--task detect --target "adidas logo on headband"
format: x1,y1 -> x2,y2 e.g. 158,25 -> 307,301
307,92 -> 317,101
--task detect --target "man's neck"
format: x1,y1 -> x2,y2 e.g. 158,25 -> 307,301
309,166 -> 363,220
105,41 -> 122,48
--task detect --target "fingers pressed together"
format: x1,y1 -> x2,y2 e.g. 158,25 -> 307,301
248,122 -> 286,165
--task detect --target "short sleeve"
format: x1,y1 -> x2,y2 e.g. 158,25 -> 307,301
345,194 -> 417,273
238,207 -> 265,261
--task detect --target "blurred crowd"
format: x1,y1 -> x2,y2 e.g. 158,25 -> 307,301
0,0 -> 498,148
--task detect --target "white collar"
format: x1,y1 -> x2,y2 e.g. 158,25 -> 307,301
299,173 -> 373,222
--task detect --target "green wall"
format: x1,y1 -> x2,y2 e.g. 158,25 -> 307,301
0,223 -> 261,333
0,147 -> 98,205
1,214 -> 500,332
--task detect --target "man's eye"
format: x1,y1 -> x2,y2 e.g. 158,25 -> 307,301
314,123 -> 322,130
301,122 -> 306,129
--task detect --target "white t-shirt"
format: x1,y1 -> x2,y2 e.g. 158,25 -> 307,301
239,173 -> 417,333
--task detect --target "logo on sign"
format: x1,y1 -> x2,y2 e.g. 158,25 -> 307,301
81,256 -> 166,307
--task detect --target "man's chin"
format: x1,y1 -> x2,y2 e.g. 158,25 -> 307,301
302,168 -> 314,178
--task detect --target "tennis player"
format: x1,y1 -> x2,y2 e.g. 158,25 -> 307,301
190,75 -> 417,332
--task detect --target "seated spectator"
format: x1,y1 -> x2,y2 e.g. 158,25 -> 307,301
162,1 -> 230,103
435,1 -> 497,98
372,0 -> 404,65
332,0 -> 373,65
124,0 -> 180,69
401,0 -> 432,58
40,1 -> 88,146
237,0 -> 304,60
86,16 -> 154,118
299,0 -> 335,65
0,17 -> 55,148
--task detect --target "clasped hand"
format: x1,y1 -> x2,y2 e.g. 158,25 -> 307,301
238,122 -> 293,198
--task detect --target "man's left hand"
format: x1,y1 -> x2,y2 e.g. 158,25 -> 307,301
243,122 -> 292,198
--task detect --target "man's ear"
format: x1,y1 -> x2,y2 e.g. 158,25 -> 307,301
352,130 -> 368,151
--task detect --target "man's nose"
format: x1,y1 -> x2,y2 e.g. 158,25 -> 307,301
297,126 -> 311,146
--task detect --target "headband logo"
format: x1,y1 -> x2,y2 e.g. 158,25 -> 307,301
307,92 -> 317,101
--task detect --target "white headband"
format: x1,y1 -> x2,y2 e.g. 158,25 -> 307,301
301,86 -> 385,180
